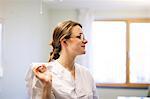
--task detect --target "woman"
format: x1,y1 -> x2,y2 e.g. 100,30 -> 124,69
25,20 -> 98,99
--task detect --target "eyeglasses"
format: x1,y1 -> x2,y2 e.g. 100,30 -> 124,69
70,34 -> 85,41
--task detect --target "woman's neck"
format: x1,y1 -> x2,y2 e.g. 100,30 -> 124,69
57,55 -> 76,79
57,49 -> 76,79
57,55 -> 75,72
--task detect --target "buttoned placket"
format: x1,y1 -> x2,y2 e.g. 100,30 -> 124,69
54,60 -> 78,99
74,66 -> 84,99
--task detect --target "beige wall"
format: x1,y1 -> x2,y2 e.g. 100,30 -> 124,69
0,0 -> 3,18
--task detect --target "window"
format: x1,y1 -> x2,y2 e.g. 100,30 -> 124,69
91,19 -> 150,88
130,22 -> 150,84
91,21 -> 126,83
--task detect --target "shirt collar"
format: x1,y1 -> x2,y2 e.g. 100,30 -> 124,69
51,60 -> 70,75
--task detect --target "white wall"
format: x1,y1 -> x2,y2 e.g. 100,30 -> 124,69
0,0 -> 4,95
48,8 -> 78,34
94,8 -> 150,20
0,23 -> 2,78
0,1 -> 51,99
0,1 -> 150,99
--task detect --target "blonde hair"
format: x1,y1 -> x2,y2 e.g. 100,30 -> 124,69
48,20 -> 82,62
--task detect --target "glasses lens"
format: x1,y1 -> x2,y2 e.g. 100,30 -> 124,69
70,34 -> 85,41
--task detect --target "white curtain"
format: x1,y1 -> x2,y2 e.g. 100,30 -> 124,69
76,9 -> 95,69
0,23 -> 3,77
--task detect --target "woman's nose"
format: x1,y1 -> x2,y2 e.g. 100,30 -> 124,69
83,39 -> 88,44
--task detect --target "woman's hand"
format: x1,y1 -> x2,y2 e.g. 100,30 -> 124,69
33,64 -> 52,99
33,64 -> 52,83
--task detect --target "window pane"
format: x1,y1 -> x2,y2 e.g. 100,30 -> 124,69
130,23 -> 150,83
91,21 -> 126,83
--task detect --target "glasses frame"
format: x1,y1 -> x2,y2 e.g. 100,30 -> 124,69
69,33 -> 85,41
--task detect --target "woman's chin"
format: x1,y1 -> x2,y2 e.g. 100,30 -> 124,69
76,50 -> 86,55
81,51 -> 86,54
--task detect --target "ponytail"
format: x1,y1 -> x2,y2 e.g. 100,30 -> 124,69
48,47 -> 61,62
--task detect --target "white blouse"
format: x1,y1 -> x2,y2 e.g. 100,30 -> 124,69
25,60 -> 99,99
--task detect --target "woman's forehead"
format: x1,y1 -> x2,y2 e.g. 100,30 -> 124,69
71,25 -> 83,35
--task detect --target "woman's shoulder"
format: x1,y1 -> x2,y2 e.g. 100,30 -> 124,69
75,63 -> 94,81
47,60 -> 56,69
75,63 -> 90,73
47,60 -> 55,66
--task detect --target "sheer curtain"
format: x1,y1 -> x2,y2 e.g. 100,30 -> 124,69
76,9 -> 94,70
0,23 -> 3,77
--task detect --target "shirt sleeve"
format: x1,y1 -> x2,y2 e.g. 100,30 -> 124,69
89,71 -> 99,99
32,77 -> 55,99
87,68 -> 99,99
25,64 -> 55,99
80,65 -> 99,99
93,81 -> 99,99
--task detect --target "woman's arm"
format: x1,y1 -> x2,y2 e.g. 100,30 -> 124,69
42,82 -> 52,99
33,64 -> 53,99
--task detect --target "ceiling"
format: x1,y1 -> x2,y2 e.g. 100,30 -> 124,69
2,0 -> 150,10
43,0 -> 150,10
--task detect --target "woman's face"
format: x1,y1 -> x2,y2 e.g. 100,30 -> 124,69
66,25 -> 88,56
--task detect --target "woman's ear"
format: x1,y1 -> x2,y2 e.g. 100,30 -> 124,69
60,39 -> 67,47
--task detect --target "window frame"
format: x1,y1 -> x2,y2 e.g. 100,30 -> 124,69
94,18 -> 150,88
